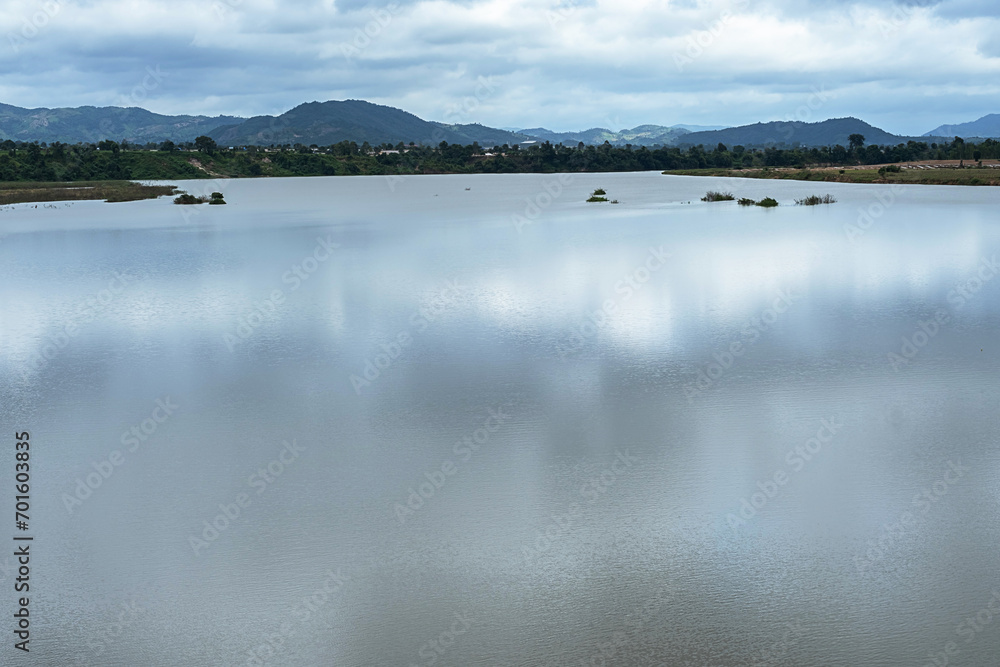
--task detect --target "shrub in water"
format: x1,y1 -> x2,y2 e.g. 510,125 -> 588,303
795,194 -> 836,205
174,193 -> 209,205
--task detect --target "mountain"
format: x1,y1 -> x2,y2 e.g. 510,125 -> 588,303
431,123 -> 535,147
208,100 -> 488,147
0,103 -> 242,144
924,114 -> 1000,139
676,117 -> 940,148
670,124 -> 729,132
2,99 -> 975,149
515,125 -> 693,146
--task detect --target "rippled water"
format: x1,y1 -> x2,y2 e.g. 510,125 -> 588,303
1,172 -> 999,666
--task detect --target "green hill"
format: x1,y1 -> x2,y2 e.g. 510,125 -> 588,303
0,103 -> 242,144
208,100 -> 486,147
677,117 -> 942,148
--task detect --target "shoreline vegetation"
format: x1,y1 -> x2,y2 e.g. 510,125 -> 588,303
664,164 -> 1000,186
0,136 -> 997,204
0,181 -> 177,205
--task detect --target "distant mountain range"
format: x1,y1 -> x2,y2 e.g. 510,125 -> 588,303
673,117 -> 951,148
207,100 -> 537,147
206,102 -> 719,147
0,103 -> 241,144
516,125 -> 693,146
0,99 -> 995,147
924,114 -> 1000,140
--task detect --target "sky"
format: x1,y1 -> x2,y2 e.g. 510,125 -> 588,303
0,0 -> 998,135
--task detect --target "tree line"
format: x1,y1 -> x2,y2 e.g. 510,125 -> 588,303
0,134 -> 997,182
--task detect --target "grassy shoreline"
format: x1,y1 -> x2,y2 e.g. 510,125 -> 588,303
662,166 -> 1000,186
0,181 -> 177,205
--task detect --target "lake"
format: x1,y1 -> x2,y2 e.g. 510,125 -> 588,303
1,171 -> 998,666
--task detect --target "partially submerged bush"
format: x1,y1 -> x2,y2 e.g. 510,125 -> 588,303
738,197 -> 778,207
795,194 -> 837,205
173,193 -> 209,205
701,191 -> 735,202
592,188 -> 607,196
587,195 -> 609,202
174,191 -> 227,205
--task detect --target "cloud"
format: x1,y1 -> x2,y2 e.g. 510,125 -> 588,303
0,0 -> 996,134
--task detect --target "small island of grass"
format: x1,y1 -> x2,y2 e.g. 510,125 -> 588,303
795,194 -> 836,206
587,188 -> 609,202
0,180 -> 177,205
738,196 -> 778,207
701,190 -> 735,202
174,191 -> 227,205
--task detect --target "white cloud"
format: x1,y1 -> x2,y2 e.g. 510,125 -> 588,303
0,0 -> 997,134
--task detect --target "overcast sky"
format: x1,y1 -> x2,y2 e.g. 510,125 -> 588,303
1,0 -> 998,134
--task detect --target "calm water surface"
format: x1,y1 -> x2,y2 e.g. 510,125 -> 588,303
1,172 -> 999,666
